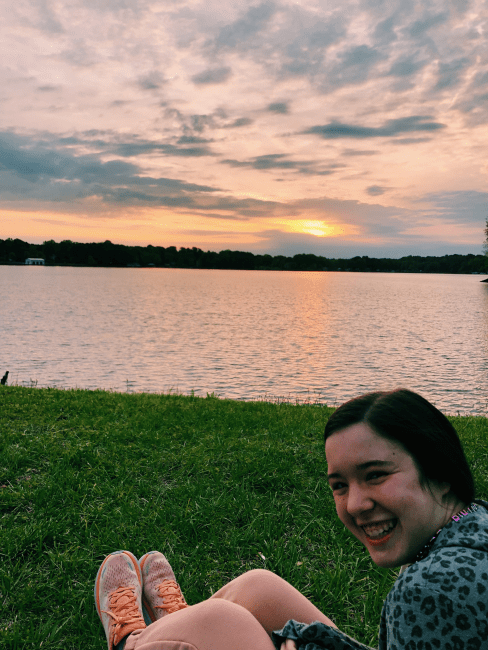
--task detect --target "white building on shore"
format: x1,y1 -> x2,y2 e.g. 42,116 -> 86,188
25,258 -> 45,265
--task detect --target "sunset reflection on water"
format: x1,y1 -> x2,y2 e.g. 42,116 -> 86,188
2,266 -> 487,416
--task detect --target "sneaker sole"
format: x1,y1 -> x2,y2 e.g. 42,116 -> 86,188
94,550 -> 143,621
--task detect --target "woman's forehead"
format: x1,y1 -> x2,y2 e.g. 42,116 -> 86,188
325,422 -> 405,467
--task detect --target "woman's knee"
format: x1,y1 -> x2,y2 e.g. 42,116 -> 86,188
211,568 -> 290,617
188,600 -> 275,649
135,600 -> 254,639
129,599 -> 274,650
241,568 -> 278,580
218,568 -> 281,593
190,597 -> 251,624
232,568 -> 288,595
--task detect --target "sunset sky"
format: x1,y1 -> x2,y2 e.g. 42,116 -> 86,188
1,0 -> 487,258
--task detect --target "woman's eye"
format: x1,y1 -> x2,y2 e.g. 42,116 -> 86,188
367,471 -> 387,481
331,482 -> 346,491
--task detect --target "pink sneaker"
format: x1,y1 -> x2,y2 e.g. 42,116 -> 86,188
139,551 -> 189,623
94,550 -> 146,650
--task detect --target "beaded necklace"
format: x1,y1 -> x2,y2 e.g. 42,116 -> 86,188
412,502 -> 478,563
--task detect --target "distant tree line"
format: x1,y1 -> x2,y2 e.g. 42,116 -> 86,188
1,237 -> 487,274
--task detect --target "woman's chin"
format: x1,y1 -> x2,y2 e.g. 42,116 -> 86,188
369,554 -> 401,568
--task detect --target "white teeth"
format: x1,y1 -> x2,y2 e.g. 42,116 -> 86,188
362,520 -> 396,538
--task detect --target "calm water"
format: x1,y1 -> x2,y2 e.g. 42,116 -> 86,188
2,266 -> 488,415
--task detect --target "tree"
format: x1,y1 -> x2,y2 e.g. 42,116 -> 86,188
484,217 -> 488,255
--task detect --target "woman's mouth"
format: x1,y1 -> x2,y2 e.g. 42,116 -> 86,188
361,519 -> 397,546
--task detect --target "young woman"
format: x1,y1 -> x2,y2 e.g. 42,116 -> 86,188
94,389 -> 488,650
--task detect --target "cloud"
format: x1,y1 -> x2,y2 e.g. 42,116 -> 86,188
1,0 -> 487,258
278,15 -> 347,78
246,189 -> 486,257
394,137 -> 432,144
287,196 -> 410,236
137,71 -> 166,90
341,44 -> 383,69
0,131 -> 220,208
267,102 -> 289,114
415,191 -> 488,224
366,185 -> 387,196
373,13 -> 399,45
161,107 -> 252,136
450,0 -> 470,13
197,2 -> 346,86
319,45 -> 386,90
178,211 -> 252,222
187,112 -> 222,133
453,70 -> 488,124
343,149 -> 378,156
176,135 -> 214,144
253,228 -> 482,258
37,85 -> 62,92
0,131 -> 305,219
407,11 -> 449,38
0,133 -> 67,181
41,131 -> 216,158
112,142 -> 214,157
101,189 -> 195,206
59,40 -> 99,67
25,0 -> 65,34
191,66 -> 232,85
386,56 -> 427,78
221,154 -> 340,175
433,57 -> 470,91
303,116 -> 446,139
209,1 -> 277,52
222,117 -> 253,128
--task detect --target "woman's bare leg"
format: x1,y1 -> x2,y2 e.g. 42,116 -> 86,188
125,598 -> 276,650
210,568 -> 337,636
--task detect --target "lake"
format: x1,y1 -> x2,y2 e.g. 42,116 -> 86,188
2,266 -> 487,415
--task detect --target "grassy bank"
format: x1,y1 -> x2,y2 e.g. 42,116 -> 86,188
2,387 -> 488,649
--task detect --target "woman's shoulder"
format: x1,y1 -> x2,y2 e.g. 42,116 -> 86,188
436,499 -> 488,541
388,502 -> 488,606
392,547 -> 488,599
430,499 -> 488,565
383,562 -> 488,648
382,508 -> 488,650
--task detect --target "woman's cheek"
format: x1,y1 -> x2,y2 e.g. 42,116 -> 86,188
333,493 -> 344,512
335,498 -> 352,527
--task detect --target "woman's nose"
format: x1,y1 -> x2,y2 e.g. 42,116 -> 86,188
346,484 -> 375,516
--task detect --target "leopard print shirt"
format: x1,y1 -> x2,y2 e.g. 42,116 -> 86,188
272,500 -> 488,650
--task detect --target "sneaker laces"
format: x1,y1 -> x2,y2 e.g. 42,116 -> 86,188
102,586 -> 146,646
156,580 -> 189,614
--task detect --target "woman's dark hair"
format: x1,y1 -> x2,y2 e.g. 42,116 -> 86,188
324,388 -> 475,505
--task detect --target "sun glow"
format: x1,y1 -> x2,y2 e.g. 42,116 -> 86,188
300,220 -> 330,236
279,220 -> 348,237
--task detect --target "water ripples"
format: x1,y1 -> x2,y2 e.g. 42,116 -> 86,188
1,266 -> 487,415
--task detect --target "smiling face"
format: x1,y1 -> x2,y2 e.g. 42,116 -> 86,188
325,422 -> 464,568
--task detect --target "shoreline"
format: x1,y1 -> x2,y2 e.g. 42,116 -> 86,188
2,384 -> 487,420
2,261 -> 488,276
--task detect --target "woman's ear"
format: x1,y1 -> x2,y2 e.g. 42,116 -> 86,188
427,479 -> 452,503
440,481 -> 451,497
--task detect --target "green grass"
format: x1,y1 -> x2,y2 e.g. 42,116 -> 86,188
1,387 -> 487,649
